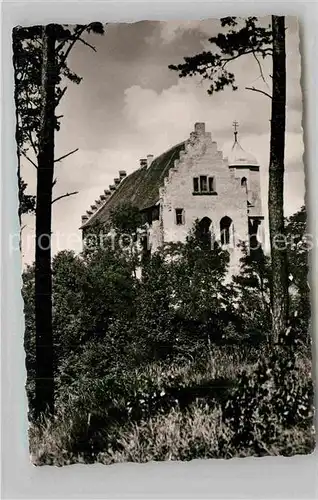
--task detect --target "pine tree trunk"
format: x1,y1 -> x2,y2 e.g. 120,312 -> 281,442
268,16 -> 289,343
35,25 -> 56,418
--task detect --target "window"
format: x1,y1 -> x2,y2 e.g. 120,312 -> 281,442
197,217 -> 212,246
175,208 -> 185,225
200,175 -> 208,192
220,216 -> 232,245
241,177 -> 247,188
209,177 -> 215,192
193,176 -> 216,194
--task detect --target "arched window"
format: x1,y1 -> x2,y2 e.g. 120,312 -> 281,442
241,176 -> 247,188
220,216 -> 232,245
196,217 -> 213,246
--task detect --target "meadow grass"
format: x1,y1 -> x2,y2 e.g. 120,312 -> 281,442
29,346 -> 315,466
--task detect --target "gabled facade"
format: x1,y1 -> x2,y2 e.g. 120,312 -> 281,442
80,122 -> 264,274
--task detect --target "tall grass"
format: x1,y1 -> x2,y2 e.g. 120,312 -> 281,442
29,346 -> 315,466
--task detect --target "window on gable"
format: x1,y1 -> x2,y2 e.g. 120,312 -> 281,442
208,177 -> 215,192
200,175 -> 208,192
193,175 -> 216,194
175,208 -> 185,225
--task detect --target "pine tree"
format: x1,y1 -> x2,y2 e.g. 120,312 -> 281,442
13,22 -> 105,418
169,16 -> 288,342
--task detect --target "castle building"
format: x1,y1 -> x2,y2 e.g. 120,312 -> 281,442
81,122 -> 264,274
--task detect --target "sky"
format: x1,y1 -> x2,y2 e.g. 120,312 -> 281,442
21,16 -> 304,264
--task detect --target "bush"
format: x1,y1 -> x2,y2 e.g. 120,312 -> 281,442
222,343 -> 315,456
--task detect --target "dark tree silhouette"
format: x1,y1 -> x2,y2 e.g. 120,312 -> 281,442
34,24 -> 56,417
268,17 -> 288,342
169,16 -> 288,342
13,22 -> 105,418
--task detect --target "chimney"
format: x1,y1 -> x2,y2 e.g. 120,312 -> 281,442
109,184 -> 116,192
139,158 -> 147,168
95,199 -> 102,207
104,189 -> 111,197
91,204 -> 97,211
81,215 -> 89,225
100,194 -> 106,201
86,210 -> 93,217
114,177 -> 120,187
194,122 -> 205,136
147,154 -> 154,168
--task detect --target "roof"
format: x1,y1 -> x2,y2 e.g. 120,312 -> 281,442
228,139 -> 259,167
82,141 -> 185,229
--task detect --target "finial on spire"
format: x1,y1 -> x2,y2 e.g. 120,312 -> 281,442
233,120 -> 239,143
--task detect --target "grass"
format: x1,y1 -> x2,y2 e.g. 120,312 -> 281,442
28,346 -> 315,466
98,405 -> 233,463
97,405 -> 315,464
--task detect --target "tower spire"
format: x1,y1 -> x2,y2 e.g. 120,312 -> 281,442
232,120 -> 239,143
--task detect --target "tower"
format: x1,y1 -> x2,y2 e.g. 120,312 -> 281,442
228,122 -> 264,251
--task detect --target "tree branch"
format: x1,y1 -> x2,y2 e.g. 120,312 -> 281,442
78,37 -> 96,51
252,50 -> 267,85
56,86 -> 67,106
20,149 -> 38,168
58,25 -> 92,69
220,49 -> 255,70
54,148 -> 79,163
52,191 -> 78,204
245,86 -> 272,99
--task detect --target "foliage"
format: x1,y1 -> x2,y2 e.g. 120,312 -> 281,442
19,178 -> 36,216
231,242 -> 272,343
285,206 -> 309,291
99,405 -> 232,463
22,209 -> 314,463
110,202 -> 144,236
169,17 -> 272,95
29,345 -> 314,465
285,206 -> 311,347
223,342 -> 314,456
22,264 -> 36,413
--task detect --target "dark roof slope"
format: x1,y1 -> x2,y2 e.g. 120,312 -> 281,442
82,141 -> 185,229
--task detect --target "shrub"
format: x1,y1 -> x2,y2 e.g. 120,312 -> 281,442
222,343 -> 315,456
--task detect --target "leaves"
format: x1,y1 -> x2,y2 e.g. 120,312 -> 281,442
169,17 -> 272,95
223,343 -> 314,455
19,177 -> 36,216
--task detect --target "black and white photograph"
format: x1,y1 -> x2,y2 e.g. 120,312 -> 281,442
13,15 -> 315,466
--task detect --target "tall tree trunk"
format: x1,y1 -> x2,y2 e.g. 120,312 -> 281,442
35,25 -> 56,418
268,16 -> 288,343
